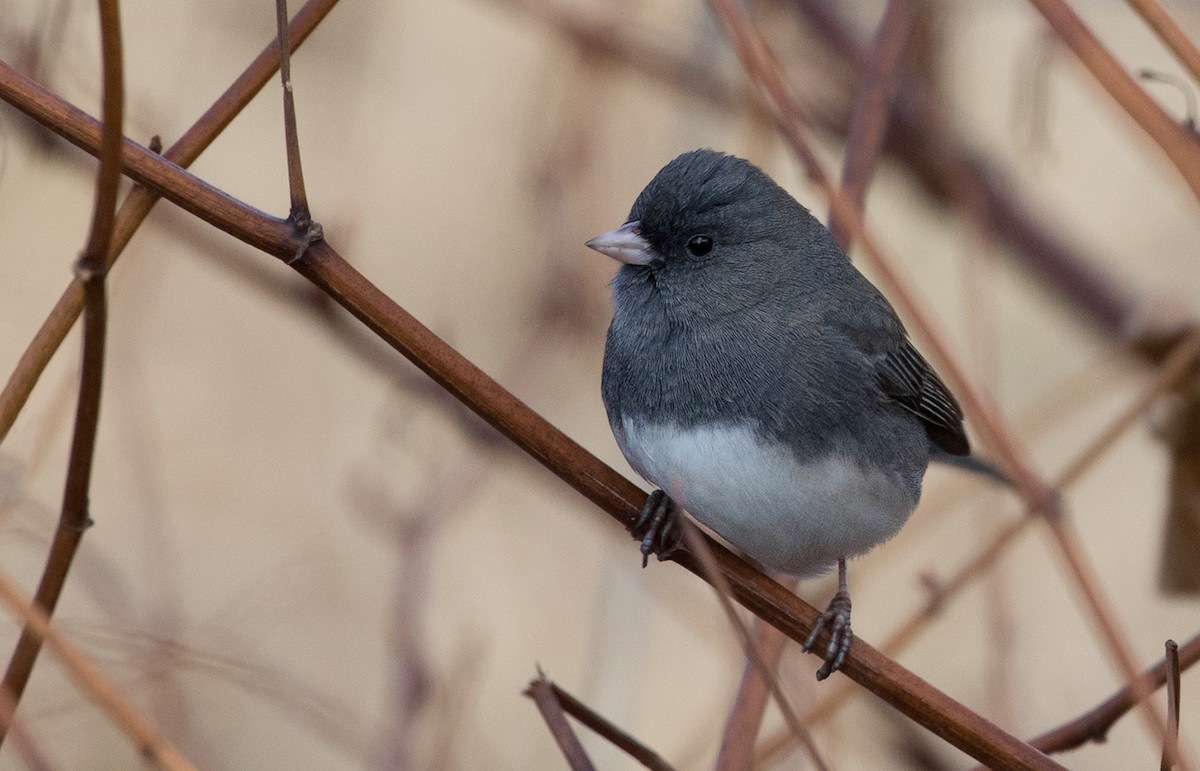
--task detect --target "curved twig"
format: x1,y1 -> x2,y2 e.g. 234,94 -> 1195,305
0,0 -> 124,741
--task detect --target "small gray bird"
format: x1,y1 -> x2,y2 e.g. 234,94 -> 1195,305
587,149 -> 969,679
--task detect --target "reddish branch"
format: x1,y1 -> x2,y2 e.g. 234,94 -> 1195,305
791,0 -> 1139,339
1122,0 -> 1200,86
0,572 -> 197,769
1025,0 -> 1200,198
275,0 -> 311,220
826,0 -> 918,251
0,0 -> 124,740
1024,632 -> 1198,756
524,674 -> 674,771
525,673 -> 596,771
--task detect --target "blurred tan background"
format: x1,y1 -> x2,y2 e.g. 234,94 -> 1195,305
2,0 -> 1200,768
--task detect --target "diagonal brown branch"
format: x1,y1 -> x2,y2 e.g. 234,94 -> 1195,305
791,0 -> 1139,340
679,520 -> 828,771
1123,0 -> 1200,87
756,328 -> 1200,767
0,570 -> 197,770
0,0 -> 124,742
1025,0 -> 1200,199
1025,632 -> 1198,756
826,0 -> 918,251
0,52 -> 1067,771
721,4 -> 919,765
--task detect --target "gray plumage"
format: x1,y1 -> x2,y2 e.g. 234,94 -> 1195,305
595,149 -> 967,579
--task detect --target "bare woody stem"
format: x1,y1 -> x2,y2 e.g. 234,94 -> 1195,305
0,0 -> 123,743
826,0 -> 917,251
276,0 -> 310,219
525,673 -> 596,771
1025,0 -> 1200,198
0,571 -> 198,770
1121,0 -> 1200,101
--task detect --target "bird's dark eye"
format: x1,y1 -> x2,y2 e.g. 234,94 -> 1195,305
686,235 -> 714,257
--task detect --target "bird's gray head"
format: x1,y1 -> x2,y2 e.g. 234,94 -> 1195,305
587,149 -> 840,318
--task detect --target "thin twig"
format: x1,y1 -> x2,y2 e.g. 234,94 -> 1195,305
716,614 -> 791,770
1122,0 -> 1200,99
678,519 -> 828,771
0,0 -> 124,743
525,672 -> 596,771
0,0 -> 342,447
535,678 -> 675,771
1025,0 -> 1200,199
0,570 -> 197,770
1021,632 -> 1198,756
275,0 -> 310,219
0,687 -> 54,771
1163,640 -> 1182,771
791,0 -> 1138,341
0,59 -> 1068,771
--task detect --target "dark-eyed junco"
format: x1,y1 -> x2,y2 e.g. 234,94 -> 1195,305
587,149 -> 969,679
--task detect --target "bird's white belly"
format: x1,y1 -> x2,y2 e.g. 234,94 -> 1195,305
617,418 -> 916,577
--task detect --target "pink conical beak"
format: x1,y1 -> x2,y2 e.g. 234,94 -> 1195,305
585,221 -> 655,266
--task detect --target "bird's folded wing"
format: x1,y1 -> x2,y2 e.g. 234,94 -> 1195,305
875,339 -> 970,456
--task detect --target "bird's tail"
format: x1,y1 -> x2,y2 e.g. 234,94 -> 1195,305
930,449 -> 1013,487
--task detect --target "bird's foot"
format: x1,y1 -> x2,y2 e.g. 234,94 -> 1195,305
630,489 -> 681,567
803,587 -> 852,680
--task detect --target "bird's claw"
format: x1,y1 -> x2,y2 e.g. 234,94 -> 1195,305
803,588 -> 852,680
630,489 -> 681,566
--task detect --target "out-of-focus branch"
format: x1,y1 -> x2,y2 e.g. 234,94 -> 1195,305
707,0 -> 1188,761
755,329 -> 1200,766
679,520 -> 827,771
827,0 -> 918,250
792,0 -> 1141,341
0,571 -> 197,770
491,0 -> 755,115
1025,0 -> 1200,198
721,3 -> 919,765
1123,0 -> 1200,86
1126,0 -> 1200,87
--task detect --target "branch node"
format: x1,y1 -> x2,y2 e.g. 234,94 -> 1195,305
59,515 -> 94,535
72,256 -> 107,284
286,216 -> 323,265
